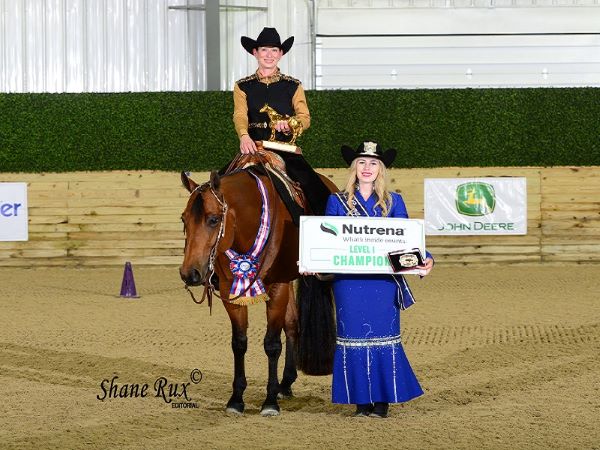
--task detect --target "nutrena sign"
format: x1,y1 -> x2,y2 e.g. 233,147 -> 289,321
299,216 -> 425,275
0,183 -> 28,241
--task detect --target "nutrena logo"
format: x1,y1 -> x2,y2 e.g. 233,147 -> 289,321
455,182 -> 496,216
320,222 -> 338,236
320,222 -> 405,237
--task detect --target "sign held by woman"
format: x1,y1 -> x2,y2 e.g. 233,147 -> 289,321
298,215 -> 426,275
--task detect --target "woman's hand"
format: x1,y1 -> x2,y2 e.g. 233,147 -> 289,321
418,257 -> 434,276
240,134 -> 257,154
274,120 -> 290,134
297,262 -> 333,280
297,263 -> 315,277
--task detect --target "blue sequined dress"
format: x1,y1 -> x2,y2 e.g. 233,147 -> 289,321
325,191 -> 424,404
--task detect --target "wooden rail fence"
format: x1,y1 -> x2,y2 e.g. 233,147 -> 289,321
1,167 -> 598,267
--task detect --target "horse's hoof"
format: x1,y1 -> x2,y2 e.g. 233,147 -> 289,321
277,387 -> 293,399
225,401 -> 244,415
260,405 -> 280,416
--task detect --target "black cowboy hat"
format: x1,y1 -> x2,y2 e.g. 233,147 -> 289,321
341,141 -> 397,168
241,27 -> 294,55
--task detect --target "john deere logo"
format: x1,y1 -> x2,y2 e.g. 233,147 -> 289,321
456,182 -> 496,216
320,222 -> 338,236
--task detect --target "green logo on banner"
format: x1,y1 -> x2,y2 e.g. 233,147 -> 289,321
455,182 -> 496,216
320,222 -> 338,236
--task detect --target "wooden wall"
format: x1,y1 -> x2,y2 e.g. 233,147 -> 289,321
1,167 -> 598,267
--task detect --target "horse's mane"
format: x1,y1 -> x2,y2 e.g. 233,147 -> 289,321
190,169 -> 258,219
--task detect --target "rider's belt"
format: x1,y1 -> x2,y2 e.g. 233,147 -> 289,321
249,122 -> 268,129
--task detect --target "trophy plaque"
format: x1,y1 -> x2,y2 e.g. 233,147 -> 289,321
261,140 -> 302,154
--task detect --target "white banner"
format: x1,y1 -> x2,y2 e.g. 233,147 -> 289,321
424,177 -> 527,235
0,183 -> 28,241
299,216 -> 425,275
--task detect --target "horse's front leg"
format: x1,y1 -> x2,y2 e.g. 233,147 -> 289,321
261,283 -> 289,416
223,301 -> 248,414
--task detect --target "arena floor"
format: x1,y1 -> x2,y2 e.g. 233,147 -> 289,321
1,265 -> 599,449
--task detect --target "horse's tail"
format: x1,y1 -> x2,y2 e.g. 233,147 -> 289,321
295,275 -> 336,376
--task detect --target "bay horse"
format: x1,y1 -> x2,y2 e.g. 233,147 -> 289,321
179,167 -> 336,416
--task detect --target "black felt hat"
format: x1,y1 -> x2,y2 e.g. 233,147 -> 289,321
241,27 -> 294,55
341,141 -> 397,168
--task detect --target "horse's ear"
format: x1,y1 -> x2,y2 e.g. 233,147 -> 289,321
181,171 -> 198,193
209,171 -> 221,190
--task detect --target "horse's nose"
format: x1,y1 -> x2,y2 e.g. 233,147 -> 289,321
180,266 -> 202,286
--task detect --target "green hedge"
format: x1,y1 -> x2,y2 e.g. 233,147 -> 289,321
1,88 -> 599,172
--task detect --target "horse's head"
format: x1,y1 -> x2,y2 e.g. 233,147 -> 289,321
259,103 -> 271,114
259,103 -> 281,120
179,171 -> 228,286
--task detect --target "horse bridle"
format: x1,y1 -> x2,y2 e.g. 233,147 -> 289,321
184,182 -> 228,313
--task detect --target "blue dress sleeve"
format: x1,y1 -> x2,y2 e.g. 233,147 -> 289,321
389,192 -> 409,219
325,194 -> 342,217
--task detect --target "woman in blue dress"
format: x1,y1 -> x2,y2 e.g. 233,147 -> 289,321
325,141 -> 434,418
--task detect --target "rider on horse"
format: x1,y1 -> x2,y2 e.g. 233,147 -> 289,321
180,29 -> 338,416
231,27 -> 331,218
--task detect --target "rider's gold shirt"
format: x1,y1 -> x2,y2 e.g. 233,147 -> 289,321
232,68 -> 310,140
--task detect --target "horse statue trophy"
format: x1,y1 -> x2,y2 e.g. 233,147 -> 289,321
259,104 -> 303,153
179,142 -> 337,416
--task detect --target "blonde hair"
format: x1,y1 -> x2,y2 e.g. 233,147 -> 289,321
343,159 -> 392,216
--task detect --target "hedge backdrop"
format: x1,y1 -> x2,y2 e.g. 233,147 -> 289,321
1,88 -> 599,172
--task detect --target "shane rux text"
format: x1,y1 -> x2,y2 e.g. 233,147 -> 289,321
96,375 -> 192,403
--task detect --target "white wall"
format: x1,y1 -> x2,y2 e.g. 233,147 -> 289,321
0,0 -> 208,92
0,0 -> 313,93
1,0 -> 599,92
316,2 -> 600,88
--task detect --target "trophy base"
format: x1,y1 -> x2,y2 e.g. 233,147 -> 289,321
261,140 -> 302,154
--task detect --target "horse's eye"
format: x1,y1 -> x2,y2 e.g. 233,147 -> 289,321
206,215 -> 220,228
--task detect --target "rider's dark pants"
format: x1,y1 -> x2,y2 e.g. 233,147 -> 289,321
278,153 -> 330,216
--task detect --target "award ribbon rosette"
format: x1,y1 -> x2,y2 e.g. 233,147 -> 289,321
224,172 -> 271,305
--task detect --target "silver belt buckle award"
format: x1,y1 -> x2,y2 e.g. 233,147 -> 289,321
387,248 -> 425,272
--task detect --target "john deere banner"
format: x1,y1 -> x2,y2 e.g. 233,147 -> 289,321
299,216 -> 425,274
0,182 -> 28,241
424,177 -> 527,235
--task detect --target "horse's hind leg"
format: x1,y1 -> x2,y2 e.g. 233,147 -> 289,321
279,282 -> 298,399
223,302 -> 248,414
260,283 -> 289,416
